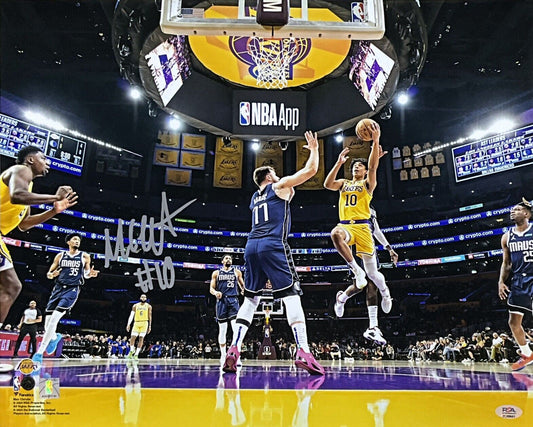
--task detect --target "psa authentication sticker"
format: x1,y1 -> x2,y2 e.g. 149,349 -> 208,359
495,405 -> 523,419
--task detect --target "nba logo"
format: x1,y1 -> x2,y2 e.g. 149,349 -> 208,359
240,102 -> 250,126
351,2 -> 365,22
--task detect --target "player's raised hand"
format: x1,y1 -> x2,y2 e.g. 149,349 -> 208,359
53,192 -> 78,213
55,186 -> 73,199
337,147 -> 350,164
370,122 -> 381,141
303,131 -> 318,150
88,266 -> 99,278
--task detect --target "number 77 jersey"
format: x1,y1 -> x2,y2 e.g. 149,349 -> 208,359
248,183 -> 291,242
339,179 -> 372,221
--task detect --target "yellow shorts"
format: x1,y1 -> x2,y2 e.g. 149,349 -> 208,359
338,223 -> 375,256
0,237 -> 14,272
131,321 -> 149,336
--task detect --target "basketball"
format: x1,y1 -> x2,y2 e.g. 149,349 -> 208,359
355,118 -> 379,141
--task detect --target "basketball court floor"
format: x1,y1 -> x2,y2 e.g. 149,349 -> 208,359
1,358 -> 532,426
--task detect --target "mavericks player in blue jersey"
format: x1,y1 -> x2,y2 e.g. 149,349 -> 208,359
210,254 -> 245,363
224,131 -> 324,375
32,233 -> 99,367
498,198 -> 533,371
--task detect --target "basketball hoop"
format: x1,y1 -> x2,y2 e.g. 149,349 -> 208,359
248,37 -> 299,89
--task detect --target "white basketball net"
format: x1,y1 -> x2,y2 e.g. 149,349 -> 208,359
248,38 -> 299,89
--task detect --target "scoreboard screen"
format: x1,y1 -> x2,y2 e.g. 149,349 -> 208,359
0,113 -> 86,176
452,123 -> 533,182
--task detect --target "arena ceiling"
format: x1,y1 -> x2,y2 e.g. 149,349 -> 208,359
1,0 -> 532,155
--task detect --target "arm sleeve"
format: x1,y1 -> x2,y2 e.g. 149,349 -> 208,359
372,216 -> 390,248
127,311 -> 135,326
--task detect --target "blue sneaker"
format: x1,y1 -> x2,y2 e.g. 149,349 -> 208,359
31,353 -> 43,375
46,333 -> 62,355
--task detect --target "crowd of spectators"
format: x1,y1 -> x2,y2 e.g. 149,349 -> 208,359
4,322 -> 530,366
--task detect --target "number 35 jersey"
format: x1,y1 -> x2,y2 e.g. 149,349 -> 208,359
57,251 -> 85,286
248,184 -> 291,243
338,179 -> 372,221
508,225 -> 533,279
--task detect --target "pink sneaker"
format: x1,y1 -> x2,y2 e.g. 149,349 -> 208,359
222,345 -> 240,373
295,348 -> 325,375
511,353 -> 533,371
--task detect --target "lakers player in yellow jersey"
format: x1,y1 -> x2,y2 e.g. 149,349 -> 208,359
0,145 -> 78,329
324,122 -> 393,316
126,294 -> 152,359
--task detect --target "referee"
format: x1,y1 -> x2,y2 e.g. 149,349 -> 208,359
13,300 -> 42,357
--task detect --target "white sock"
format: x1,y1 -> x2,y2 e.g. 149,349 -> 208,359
231,297 -> 260,351
218,322 -> 228,349
283,295 -> 310,352
220,344 -> 226,359
519,344 -> 532,357
368,305 -> 378,328
36,310 -> 64,355
135,347 -> 141,356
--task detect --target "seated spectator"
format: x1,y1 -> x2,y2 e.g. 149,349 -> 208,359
500,333 -> 516,363
149,341 -> 162,358
489,332 -> 503,362
385,344 -> 395,360
330,342 -> 341,360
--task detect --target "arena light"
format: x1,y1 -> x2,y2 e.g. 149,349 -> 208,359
469,129 -> 486,140
168,117 -> 181,130
24,111 -> 67,132
251,142 -> 260,151
334,133 -> 344,143
397,92 -> 409,105
129,87 -> 142,100
488,118 -> 515,133
24,109 -> 142,157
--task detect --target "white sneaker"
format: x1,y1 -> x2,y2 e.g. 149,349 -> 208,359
334,291 -> 345,317
363,327 -> 387,346
380,288 -> 392,314
354,267 -> 367,290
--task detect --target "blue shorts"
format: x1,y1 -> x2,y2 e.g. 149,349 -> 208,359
216,296 -> 240,323
46,283 -> 80,313
244,239 -> 301,298
508,276 -> 533,314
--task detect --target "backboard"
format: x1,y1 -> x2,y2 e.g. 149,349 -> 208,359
160,0 -> 385,40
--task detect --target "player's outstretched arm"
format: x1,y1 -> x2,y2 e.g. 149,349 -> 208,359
276,131 -> 319,189
18,192 -> 78,232
46,253 -> 63,280
324,147 -> 349,191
